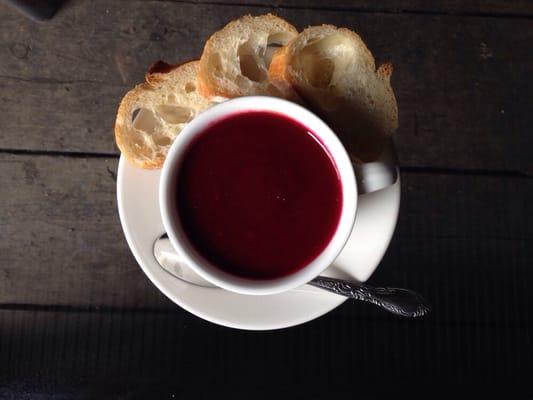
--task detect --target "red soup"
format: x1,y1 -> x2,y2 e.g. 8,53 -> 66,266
176,110 -> 342,279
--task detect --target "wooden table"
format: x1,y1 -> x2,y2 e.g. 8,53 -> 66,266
1,1 -> 532,398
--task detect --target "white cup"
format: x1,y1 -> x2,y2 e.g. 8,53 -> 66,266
160,96 -> 393,295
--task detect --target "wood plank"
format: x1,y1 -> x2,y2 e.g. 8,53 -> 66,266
184,0 -> 533,16
1,154 -> 531,312
0,306 -> 531,397
0,154 -> 171,309
0,1 -> 532,172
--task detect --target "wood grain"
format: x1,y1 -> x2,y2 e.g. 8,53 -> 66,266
1,154 -> 531,311
0,0 -> 531,396
0,155 -> 170,309
0,1 -> 532,172
0,303 -> 531,397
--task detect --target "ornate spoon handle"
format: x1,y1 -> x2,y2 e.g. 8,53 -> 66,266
309,276 -> 430,318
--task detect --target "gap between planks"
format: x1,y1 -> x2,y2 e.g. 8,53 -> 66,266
0,303 -> 530,330
1,148 -> 531,179
151,0 -> 533,19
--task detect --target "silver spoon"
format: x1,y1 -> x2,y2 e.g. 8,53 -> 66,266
154,234 -> 430,318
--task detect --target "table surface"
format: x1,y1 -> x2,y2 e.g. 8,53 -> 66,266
1,0 -> 532,398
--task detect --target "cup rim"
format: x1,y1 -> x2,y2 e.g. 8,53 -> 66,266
159,96 -> 357,295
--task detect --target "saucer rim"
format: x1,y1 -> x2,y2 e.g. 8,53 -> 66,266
117,155 -> 400,330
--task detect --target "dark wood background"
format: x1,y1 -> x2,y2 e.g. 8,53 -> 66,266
1,0 -> 532,398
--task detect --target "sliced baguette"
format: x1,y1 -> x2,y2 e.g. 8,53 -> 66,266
115,60 -> 211,169
198,14 -> 298,99
269,25 -> 398,161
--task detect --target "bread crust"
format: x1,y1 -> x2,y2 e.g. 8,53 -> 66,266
114,60 -> 211,169
115,16 -> 400,168
268,25 -> 398,161
115,82 -> 165,169
198,14 -> 298,99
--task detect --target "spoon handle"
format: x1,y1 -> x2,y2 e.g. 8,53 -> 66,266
309,276 -> 430,318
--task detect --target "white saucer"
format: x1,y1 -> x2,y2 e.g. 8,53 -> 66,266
117,154 -> 400,330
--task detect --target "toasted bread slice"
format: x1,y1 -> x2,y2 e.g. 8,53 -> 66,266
269,25 -> 398,161
115,61 -> 211,169
198,14 -> 298,99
